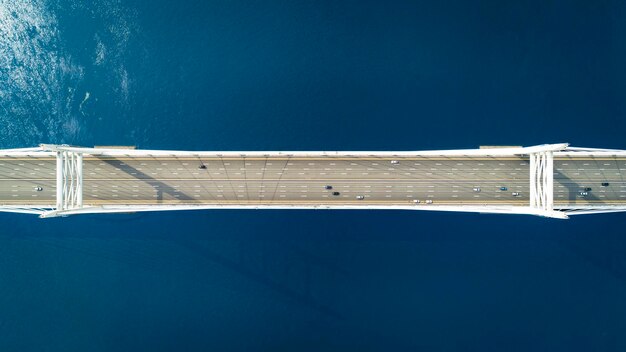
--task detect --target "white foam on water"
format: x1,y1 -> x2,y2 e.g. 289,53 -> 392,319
0,0 -> 140,148
65,0 -> 139,109
79,91 -> 90,114
94,35 -> 106,66
0,0 -> 83,146
118,67 -> 129,104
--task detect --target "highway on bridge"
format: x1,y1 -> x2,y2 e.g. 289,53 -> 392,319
1,155 -> 625,209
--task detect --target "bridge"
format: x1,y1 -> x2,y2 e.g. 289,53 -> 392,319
0,143 -> 625,219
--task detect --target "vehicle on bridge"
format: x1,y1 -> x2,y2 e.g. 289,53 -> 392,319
0,143 -> 625,219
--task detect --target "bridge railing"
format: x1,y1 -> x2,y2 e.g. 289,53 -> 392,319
3,143 -> 626,219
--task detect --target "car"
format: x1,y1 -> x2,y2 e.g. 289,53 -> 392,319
332,191 -> 340,196
584,187 -> 592,192
34,186 -> 43,192
511,192 -> 520,197
324,185 -> 333,190
356,195 -> 365,200
579,191 -> 588,197
602,182 -> 610,187
473,187 -> 481,192
425,199 -> 433,204
500,186 -> 508,191
412,199 -> 420,204
390,160 -> 399,164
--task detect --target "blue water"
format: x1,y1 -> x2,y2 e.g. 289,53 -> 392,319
1,0 -> 626,350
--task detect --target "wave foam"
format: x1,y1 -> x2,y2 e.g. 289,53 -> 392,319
0,0 -> 140,148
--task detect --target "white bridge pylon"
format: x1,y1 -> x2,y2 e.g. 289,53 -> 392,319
529,150 -> 556,217
41,145 -> 84,218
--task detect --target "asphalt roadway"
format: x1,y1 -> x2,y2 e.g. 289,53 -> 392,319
0,155 -> 625,208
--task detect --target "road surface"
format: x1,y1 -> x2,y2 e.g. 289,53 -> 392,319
1,155 -> 624,208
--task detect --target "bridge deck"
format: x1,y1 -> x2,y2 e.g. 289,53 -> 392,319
1,155 -> 625,208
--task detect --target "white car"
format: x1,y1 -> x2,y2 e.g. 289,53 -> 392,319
356,195 -> 365,200
425,199 -> 433,204
412,199 -> 420,204
473,187 -> 481,192
511,192 -> 520,197
390,160 -> 399,164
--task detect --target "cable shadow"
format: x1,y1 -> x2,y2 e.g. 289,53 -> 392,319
553,169 -> 603,204
557,235 -> 626,285
99,158 -> 196,203
172,238 -> 344,320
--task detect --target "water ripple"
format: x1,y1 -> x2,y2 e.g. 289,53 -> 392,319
0,0 -> 140,148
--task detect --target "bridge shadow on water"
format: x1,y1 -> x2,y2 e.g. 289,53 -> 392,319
557,233 -> 626,284
4,207 -> 626,350
12,211 -> 351,321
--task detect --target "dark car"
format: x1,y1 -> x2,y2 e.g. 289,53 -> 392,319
332,191 -> 340,196
325,185 -> 333,190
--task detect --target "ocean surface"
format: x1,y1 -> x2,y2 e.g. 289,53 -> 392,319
1,0 -> 626,350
